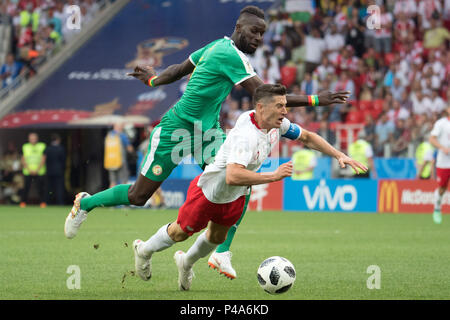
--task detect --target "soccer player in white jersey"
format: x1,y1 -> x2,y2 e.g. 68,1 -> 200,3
429,105 -> 450,224
132,84 -> 367,290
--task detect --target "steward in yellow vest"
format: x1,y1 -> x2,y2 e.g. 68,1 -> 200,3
20,133 -> 47,208
348,131 -> 376,178
292,148 -> 316,180
415,141 -> 434,179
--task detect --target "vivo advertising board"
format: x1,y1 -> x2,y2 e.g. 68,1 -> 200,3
283,178 -> 378,213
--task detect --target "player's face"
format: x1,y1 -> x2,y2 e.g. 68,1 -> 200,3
237,17 -> 266,54
261,95 -> 287,129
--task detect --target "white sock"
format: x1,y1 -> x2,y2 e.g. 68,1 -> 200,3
140,223 -> 175,258
184,231 -> 217,270
434,189 -> 443,211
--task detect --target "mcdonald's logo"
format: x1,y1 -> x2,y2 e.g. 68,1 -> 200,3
378,181 -> 399,213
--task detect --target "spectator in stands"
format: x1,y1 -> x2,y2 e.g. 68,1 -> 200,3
298,26 -> 327,74
387,99 -> 410,122
332,70 -> 355,101
391,118 -> 413,157
20,132 -> 47,208
390,77 -> 405,101
418,0 -> 443,31
300,72 -> 319,96
375,111 -> 395,156
411,89 -> 432,115
0,53 -> 23,88
325,23 -> 345,63
345,18 -> 365,58
313,55 -> 335,82
316,118 -> 336,147
430,88 -> 447,115
363,113 -> 377,147
373,4 -> 393,54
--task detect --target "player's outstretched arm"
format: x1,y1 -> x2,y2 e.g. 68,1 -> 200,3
127,58 -> 195,87
226,162 -> 293,186
298,129 -> 368,174
240,75 -> 351,106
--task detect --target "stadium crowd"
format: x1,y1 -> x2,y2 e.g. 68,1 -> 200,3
217,0 -> 450,158
0,0 -> 104,88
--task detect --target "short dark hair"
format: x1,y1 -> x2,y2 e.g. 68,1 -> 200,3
253,84 -> 286,106
240,6 -> 265,19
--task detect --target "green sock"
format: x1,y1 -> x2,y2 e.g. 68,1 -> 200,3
216,191 -> 251,253
80,184 -> 131,212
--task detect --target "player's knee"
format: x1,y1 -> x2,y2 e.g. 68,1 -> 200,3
167,223 -> 189,242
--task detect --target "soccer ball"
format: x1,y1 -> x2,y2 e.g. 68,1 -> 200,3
257,256 -> 296,294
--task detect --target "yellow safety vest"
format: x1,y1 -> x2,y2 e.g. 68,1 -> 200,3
20,10 -> 40,32
415,142 -> 433,179
348,139 -> 370,174
104,133 -> 123,170
22,142 -> 46,176
292,149 -> 315,180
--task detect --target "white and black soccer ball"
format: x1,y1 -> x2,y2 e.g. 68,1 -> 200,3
257,256 -> 296,294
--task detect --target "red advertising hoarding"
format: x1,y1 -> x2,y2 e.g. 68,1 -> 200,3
248,180 -> 283,211
378,180 -> 450,214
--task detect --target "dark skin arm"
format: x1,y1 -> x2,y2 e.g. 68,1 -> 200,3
240,75 -> 351,106
127,58 -> 195,86
128,61 -> 349,106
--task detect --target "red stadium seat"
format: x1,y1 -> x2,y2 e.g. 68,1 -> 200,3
345,110 -> 363,124
358,100 -> 373,111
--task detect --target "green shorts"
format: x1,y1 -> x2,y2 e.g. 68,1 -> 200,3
140,109 -> 226,181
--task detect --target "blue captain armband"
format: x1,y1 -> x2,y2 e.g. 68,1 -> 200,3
281,123 -> 302,140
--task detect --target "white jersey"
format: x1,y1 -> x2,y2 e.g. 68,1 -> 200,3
430,117 -> 450,168
198,110 -> 302,204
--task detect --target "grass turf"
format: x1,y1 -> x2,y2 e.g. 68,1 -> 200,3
0,206 -> 449,300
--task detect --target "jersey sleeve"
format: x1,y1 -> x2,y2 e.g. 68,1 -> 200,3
280,117 -> 302,140
430,120 -> 442,137
220,45 -> 257,85
189,46 -> 207,66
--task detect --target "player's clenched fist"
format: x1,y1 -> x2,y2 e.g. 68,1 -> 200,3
274,161 -> 293,180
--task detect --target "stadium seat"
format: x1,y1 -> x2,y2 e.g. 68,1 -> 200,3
345,110 -> 363,124
358,100 -> 373,111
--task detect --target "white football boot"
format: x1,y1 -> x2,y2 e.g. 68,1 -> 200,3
64,192 -> 90,239
133,239 -> 152,281
208,251 -> 236,279
174,250 -> 194,291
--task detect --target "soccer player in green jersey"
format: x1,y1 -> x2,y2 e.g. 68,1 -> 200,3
64,5 -> 350,278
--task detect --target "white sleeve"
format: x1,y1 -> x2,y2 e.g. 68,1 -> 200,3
430,120 -> 442,137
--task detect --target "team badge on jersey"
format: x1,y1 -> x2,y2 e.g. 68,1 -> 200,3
152,165 -> 163,176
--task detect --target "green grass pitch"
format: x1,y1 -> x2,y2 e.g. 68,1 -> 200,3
1,206 -> 450,300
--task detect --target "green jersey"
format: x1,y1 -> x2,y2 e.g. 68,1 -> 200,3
172,37 -> 256,131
